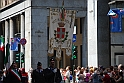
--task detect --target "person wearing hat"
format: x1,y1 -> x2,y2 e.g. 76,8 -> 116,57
32,62 -> 45,83
44,58 -> 62,83
6,61 -> 22,83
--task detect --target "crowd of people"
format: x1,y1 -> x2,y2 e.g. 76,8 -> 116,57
60,64 -> 124,83
0,58 -> 124,83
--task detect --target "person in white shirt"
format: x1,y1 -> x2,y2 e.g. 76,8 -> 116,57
65,66 -> 71,83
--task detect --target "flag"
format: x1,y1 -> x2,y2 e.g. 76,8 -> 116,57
110,9 -> 122,32
120,9 -> 124,15
107,9 -> 116,16
110,14 -> 122,32
4,43 -> 10,65
0,36 -> 4,51
48,8 -> 76,58
10,38 -> 18,51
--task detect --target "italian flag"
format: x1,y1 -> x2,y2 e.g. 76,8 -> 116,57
0,36 -> 4,51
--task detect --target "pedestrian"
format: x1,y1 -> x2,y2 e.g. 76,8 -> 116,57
70,71 -> 73,83
44,57 -> 62,83
0,70 -> 4,83
64,66 -> 71,83
84,69 -> 91,83
32,62 -> 45,83
114,72 -> 124,83
74,66 -> 81,83
60,68 -> 64,83
28,68 -> 33,83
6,61 -> 22,83
21,68 -> 28,83
102,71 -> 111,83
91,68 -> 99,83
78,70 -> 85,83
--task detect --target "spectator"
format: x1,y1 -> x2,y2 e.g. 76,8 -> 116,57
102,71 -> 111,83
78,70 -> 85,83
32,62 -> 45,83
114,72 -> 124,83
44,58 -> 62,83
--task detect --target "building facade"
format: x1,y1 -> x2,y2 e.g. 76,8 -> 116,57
0,0 -> 111,71
108,0 -> 124,65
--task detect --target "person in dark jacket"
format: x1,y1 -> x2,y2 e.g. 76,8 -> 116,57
6,61 -> 22,83
0,70 -> 4,83
32,62 -> 45,83
44,58 -> 62,83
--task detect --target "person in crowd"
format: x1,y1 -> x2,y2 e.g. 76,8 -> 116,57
6,61 -> 22,83
32,62 -> 45,83
28,68 -> 33,83
44,57 -> 62,83
119,65 -> 124,77
118,64 -> 123,72
78,70 -> 85,83
0,70 -> 4,83
84,69 -> 91,83
74,66 -> 81,83
102,71 -> 111,83
60,68 -> 64,83
113,66 -> 119,82
114,72 -> 124,83
89,66 -> 94,82
64,66 -> 71,83
21,68 -> 28,83
70,71 -> 73,83
91,67 -> 99,83
2,69 -> 7,83
109,66 -> 116,83
62,69 -> 67,83
98,72 -> 104,83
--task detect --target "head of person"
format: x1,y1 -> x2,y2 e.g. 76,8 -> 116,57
103,71 -> 108,75
37,62 -> 42,69
11,61 -> 17,69
85,69 -> 89,73
66,66 -> 71,71
119,71 -> 123,77
120,65 -> 124,70
77,66 -> 81,71
80,70 -> 84,74
50,57 -> 55,68
29,68 -> 33,73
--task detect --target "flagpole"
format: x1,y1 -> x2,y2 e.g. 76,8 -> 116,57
62,0 -> 64,8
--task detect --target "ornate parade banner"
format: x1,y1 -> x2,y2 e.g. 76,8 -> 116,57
48,8 -> 76,58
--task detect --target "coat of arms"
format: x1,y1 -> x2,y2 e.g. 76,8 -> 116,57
54,22 -> 68,43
